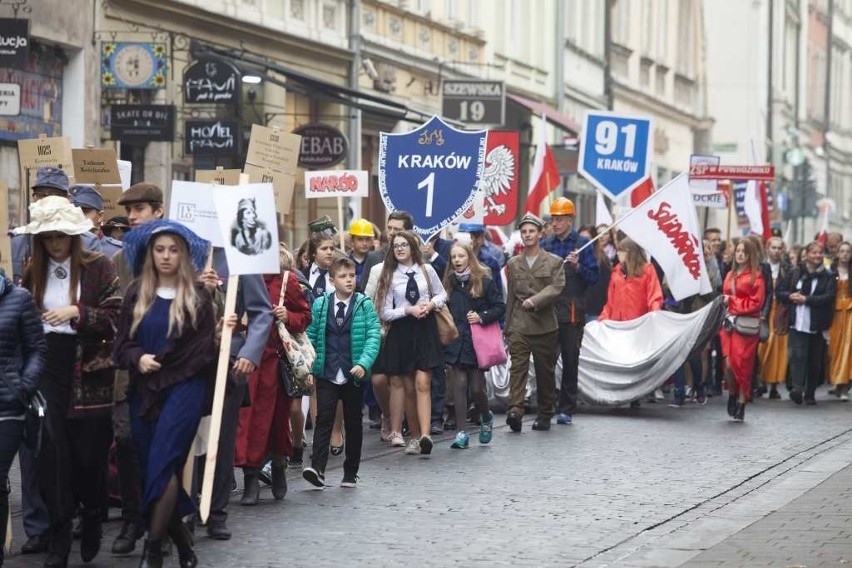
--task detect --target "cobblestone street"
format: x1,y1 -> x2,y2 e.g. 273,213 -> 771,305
9,389 -> 852,567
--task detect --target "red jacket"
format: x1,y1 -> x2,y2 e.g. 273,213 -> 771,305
723,268 -> 765,316
599,262 -> 663,322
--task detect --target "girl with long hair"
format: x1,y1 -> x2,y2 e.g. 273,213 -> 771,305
596,223 -> 618,264
828,242 -> 852,399
236,242 -> 312,502
114,220 -> 217,568
376,230 -> 446,456
720,239 -> 766,422
17,196 -> 120,567
443,243 -> 505,449
599,237 -> 663,322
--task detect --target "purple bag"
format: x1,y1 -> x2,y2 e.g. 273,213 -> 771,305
470,321 -> 508,369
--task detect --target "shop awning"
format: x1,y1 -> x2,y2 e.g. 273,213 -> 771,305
507,93 -> 582,135
193,43 -> 445,126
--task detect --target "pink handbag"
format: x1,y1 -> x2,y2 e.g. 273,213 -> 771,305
470,321 -> 508,369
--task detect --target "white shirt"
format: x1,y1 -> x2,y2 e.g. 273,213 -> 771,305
793,276 -> 819,334
308,263 -> 334,294
42,258 -> 80,335
769,261 -> 780,280
331,293 -> 352,385
381,263 -> 446,321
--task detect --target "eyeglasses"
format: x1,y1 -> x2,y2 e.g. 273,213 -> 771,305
392,242 -> 410,250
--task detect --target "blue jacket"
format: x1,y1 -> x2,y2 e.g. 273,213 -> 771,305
0,272 -> 45,417
444,275 -> 505,368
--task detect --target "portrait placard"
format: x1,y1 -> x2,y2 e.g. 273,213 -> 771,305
72,148 -> 121,185
168,180 -> 224,247
213,183 -> 279,275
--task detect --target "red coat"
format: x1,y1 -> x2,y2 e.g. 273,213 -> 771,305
599,262 -> 663,322
720,268 -> 766,398
235,271 -> 311,467
723,269 -> 765,317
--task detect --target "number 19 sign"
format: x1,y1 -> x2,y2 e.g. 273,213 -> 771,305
379,115 -> 486,241
578,111 -> 652,201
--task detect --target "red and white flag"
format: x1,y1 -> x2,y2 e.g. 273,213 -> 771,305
743,142 -> 772,240
525,113 -> 561,215
617,173 -> 712,300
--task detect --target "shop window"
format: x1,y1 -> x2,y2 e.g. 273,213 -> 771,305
0,41 -> 64,141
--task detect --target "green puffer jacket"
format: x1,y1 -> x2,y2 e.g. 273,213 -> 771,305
307,292 -> 382,383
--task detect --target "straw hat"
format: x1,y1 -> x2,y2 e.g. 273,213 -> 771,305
13,196 -> 94,236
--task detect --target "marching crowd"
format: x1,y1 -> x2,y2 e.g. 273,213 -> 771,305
0,167 -> 850,567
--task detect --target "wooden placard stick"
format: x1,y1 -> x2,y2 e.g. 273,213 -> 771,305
198,273 -> 238,523
5,507 -> 11,557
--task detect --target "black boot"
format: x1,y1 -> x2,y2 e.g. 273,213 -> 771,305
168,515 -> 198,568
44,523 -> 71,568
112,520 -> 144,555
79,508 -> 102,563
240,467 -> 260,506
727,394 -> 737,417
271,456 -> 287,500
735,402 -> 746,422
138,539 -> 163,568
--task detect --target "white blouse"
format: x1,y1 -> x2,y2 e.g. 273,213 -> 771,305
381,263 -> 446,322
43,258 -> 80,335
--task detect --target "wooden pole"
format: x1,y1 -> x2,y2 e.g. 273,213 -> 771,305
199,274 -> 239,523
5,506 -> 11,557
337,196 -> 346,251
726,180 -> 734,250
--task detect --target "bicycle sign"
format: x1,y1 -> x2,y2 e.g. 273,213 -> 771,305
578,111 -> 652,201
379,115 -> 486,241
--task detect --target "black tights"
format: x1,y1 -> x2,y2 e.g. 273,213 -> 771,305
450,367 -> 490,430
148,474 -> 178,541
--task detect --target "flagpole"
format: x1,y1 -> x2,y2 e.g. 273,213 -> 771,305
575,174 -> 680,254
726,180 -> 733,251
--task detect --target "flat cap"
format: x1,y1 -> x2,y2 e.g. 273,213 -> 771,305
32,167 -> 69,193
118,182 -> 164,206
518,212 -> 544,230
70,185 -> 104,211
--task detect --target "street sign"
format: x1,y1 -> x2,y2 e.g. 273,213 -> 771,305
578,110 -> 651,201
184,120 -> 239,156
110,104 -> 175,142
441,80 -> 505,126
292,123 -> 348,169
0,18 -> 29,68
689,164 -> 775,182
184,58 -> 241,104
379,115 -> 486,241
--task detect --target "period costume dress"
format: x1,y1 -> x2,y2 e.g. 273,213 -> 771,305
758,261 -> 792,385
720,268 -> 766,399
828,271 -> 852,386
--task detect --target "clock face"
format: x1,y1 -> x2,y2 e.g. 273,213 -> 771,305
114,44 -> 155,88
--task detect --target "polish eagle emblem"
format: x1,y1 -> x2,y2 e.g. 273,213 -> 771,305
479,144 -> 515,216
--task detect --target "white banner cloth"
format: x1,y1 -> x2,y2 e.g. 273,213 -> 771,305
577,299 -> 724,407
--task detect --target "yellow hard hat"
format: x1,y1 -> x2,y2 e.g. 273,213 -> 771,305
349,218 -> 375,237
550,197 -> 576,216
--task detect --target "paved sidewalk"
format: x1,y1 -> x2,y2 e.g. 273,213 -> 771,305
684,464 -> 852,567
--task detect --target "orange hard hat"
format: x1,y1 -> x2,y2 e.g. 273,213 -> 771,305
549,197 -> 575,216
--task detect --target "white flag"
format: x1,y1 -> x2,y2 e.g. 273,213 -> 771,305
743,140 -> 764,236
595,191 -> 613,227
618,173 -> 712,300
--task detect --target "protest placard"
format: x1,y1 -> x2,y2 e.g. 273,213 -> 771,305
168,180 -> 224,247
71,148 -> 121,185
195,168 -> 242,186
244,124 -> 301,215
213,183 -> 279,275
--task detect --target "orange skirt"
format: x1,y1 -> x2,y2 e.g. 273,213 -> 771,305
758,300 -> 788,384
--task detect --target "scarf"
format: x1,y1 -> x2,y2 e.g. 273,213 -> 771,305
454,267 -> 471,282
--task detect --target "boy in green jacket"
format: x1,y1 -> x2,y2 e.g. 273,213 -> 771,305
303,257 -> 382,488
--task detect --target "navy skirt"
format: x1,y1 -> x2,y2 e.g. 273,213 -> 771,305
130,376 -> 206,525
381,313 -> 443,374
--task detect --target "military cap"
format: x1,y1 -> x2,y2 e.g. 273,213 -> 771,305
308,215 -> 337,235
518,212 -> 544,230
70,185 -> 104,211
31,167 -> 69,193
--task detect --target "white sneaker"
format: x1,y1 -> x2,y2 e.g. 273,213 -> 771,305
380,417 -> 392,441
654,389 -> 665,401
840,393 -> 849,402
388,432 -> 405,447
404,437 -> 421,455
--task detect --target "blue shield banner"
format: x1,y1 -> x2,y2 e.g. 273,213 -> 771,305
379,116 -> 486,241
578,111 -> 651,201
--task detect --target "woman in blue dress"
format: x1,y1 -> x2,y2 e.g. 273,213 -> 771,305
114,221 -> 217,568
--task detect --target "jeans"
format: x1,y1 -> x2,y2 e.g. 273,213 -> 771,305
673,354 -> 706,404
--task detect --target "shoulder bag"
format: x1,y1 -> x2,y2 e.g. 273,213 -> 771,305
728,274 -> 761,337
0,367 -> 46,455
276,272 -> 315,397
470,321 -> 508,369
421,265 -> 459,345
